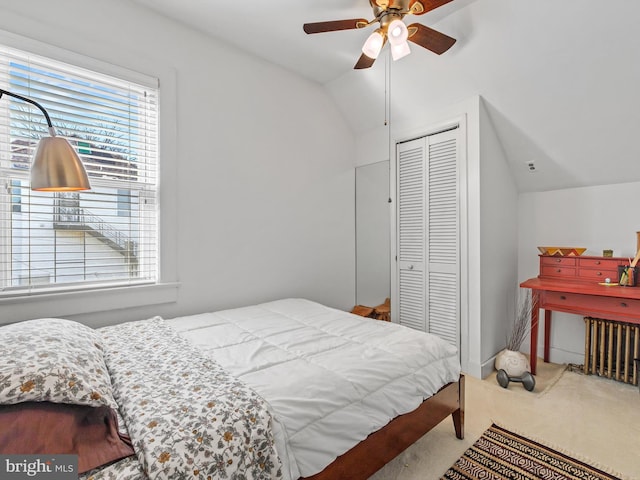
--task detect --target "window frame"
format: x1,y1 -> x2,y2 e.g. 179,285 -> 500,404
0,30 -> 178,323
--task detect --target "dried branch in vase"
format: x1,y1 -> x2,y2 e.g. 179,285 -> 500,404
506,289 -> 534,351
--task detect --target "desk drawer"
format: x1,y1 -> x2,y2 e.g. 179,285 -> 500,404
578,258 -> 624,269
577,268 -> 619,281
541,265 -> 576,278
543,291 -> 640,322
541,256 -> 577,267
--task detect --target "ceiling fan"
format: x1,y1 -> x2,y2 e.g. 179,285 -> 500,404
303,0 -> 457,69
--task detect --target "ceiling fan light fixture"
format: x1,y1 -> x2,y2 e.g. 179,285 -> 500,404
391,41 -> 411,61
387,19 -> 408,46
303,0 -> 456,71
362,30 -> 385,59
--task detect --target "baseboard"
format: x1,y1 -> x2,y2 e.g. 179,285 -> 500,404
481,356 -> 497,379
463,360 -> 484,379
547,347 -> 583,366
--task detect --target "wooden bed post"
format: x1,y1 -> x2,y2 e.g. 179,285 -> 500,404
452,374 -> 465,439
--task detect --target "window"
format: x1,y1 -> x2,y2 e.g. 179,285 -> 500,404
0,44 -> 159,296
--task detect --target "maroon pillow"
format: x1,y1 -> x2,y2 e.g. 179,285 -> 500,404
0,402 -> 135,473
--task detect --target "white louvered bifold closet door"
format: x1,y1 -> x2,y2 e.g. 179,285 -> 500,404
426,129 -> 459,347
397,140 -> 426,331
396,128 -> 460,349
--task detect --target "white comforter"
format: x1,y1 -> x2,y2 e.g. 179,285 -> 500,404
167,298 -> 461,479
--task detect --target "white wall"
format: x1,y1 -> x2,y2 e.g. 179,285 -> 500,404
0,0 -> 357,326
355,160 -> 390,307
518,182 -> 640,364
478,99 -> 519,377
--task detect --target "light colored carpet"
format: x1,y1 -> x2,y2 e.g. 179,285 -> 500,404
370,360 -> 640,480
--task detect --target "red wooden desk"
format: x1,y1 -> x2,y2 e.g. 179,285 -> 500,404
519,277 -> 640,374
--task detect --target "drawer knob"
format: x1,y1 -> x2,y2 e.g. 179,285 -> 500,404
620,302 -> 628,308
595,261 -> 601,265
556,259 -> 562,263
596,272 -> 602,276
560,295 -> 566,300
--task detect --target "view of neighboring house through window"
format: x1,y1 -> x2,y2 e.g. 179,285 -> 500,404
0,45 -> 159,294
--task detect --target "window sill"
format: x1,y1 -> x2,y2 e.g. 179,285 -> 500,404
0,282 -> 179,325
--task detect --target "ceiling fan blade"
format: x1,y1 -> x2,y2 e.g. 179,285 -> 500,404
354,53 -> 377,69
303,19 -> 369,34
409,0 -> 455,15
407,23 -> 456,54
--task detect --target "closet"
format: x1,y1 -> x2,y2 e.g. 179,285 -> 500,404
395,127 -> 460,348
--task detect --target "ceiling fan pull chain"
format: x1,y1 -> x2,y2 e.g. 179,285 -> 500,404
386,49 -> 393,169
384,53 -> 389,127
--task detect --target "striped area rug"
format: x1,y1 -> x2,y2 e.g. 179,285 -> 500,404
441,424 -> 622,480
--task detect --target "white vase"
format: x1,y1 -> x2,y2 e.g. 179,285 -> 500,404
495,349 -> 530,377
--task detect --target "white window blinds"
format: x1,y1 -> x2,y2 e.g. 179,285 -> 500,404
0,45 -> 159,295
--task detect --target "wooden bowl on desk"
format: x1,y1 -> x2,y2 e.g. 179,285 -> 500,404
537,247 -> 587,256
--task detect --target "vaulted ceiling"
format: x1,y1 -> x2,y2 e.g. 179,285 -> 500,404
129,0 -> 477,84
130,0 -> 640,193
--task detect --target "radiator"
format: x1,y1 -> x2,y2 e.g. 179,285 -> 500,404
584,317 -> 639,385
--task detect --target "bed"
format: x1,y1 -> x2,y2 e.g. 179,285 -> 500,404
0,298 -> 464,480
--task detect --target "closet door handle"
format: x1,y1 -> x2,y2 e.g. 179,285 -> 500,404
408,265 -> 414,270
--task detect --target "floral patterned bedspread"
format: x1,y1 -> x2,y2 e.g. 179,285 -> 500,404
84,317 -> 283,480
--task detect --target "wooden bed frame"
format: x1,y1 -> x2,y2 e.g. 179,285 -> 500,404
301,375 -> 465,480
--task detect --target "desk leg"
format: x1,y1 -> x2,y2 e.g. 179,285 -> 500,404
530,291 -> 539,375
544,310 -> 552,363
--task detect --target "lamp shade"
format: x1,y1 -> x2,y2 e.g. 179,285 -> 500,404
30,136 -> 91,191
362,31 -> 385,59
387,19 -> 408,46
391,41 -> 411,61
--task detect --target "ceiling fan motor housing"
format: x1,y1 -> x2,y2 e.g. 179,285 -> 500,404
370,0 -> 422,14
371,0 -> 411,10
378,12 -> 405,32
370,0 -> 419,32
